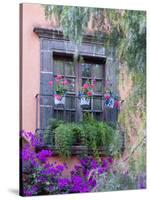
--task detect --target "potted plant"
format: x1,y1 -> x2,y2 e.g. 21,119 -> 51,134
79,79 -> 96,107
48,75 -> 69,105
104,80 -> 121,110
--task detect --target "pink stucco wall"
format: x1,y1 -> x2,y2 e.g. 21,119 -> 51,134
21,3 -> 80,166
21,3 -> 57,132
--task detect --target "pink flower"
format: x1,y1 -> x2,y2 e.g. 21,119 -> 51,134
54,94 -> 62,100
48,81 -> 53,86
104,95 -> 110,100
83,83 -> 89,89
91,83 -> 95,89
62,80 -> 68,85
93,79 -> 96,85
114,100 -> 120,109
63,80 -> 68,85
57,75 -> 62,79
55,78 -> 60,83
87,91 -> 92,97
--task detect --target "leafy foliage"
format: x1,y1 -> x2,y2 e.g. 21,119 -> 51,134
54,123 -> 76,158
44,118 -> 64,145
53,114 -> 120,158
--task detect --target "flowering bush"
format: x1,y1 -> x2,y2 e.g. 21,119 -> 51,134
20,131 -> 146,196
79,79 -> 96,99
48,75 -> 69,100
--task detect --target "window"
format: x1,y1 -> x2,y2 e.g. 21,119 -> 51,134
39,52 -> 105,130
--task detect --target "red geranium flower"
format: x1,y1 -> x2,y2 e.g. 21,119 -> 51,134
57,75 -> 62,79
114,100 -> 120,109
87,91 -> 92,97
104,95 -> 110,100
83,83 -> 89,89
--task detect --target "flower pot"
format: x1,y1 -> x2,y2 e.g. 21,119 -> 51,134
80,96 -> 90,106
54,95 -> 65,105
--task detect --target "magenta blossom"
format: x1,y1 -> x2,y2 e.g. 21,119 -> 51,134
54,94 -> 62,100
83,83 -> 89,89
36,149 -> 52,163
48,81 -> 53,86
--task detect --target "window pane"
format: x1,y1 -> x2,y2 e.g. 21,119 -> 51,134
94,80 -> 103,93
82,78 -> 91,86
66,78 -> 75,92
54,60 -> 64,75
93,97 -> 102,110
66,96 -> 75,109
54,110 -> 64,120
40,73 -> 53,95
93,112 -> 103,121
40,95 -> 53,106
40,106 -> 53,129
93,64 -> 103,78
65,61 -> 75,76
65,111 -> 75,122
82,63 -> 91,77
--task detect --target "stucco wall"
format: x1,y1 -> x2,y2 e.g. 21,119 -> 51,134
21,3 -> 57,132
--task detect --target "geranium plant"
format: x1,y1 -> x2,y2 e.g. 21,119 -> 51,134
48,75 -> 69,104
104,80 -> 121,110
79,79 -> 96,106
80,79 -> 96,99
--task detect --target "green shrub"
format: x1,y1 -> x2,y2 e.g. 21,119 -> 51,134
45,114 -> 120,158
54,123 -> 77,158
44,118 -> 64,145
81,117 -> 120,157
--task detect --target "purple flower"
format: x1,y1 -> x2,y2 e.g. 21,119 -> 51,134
80,159 -> 87,166
37,176 -> 47,183
88,178 -> 96,187
72,175 -> 83,184
36,149 -> 52,163
108,157 -> 113,164
137,174 -> 146,189
58,178 -> 70,189
63,162 -> 68,169
91,159 -> 98,169
79,185 -> 90,192
102,159 -> 109,170
56,165 -> 64,173
24,186 -> 38,196
41,166 -> 57,175
98,166 -> 104,174
21,144 -> 36,161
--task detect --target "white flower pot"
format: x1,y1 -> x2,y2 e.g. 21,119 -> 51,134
80,96 -> 90,106
54,96 -> 65,105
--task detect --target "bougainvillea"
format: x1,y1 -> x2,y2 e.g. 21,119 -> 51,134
21,131 -> 146,196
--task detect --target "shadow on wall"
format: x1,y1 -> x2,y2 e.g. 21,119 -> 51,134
8,188 -> 19,196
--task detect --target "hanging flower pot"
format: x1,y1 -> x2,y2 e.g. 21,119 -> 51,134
54,94 -> 65,105
80,96 -> 90,106
48,75 -> 70,105
79,79 -> 96,108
